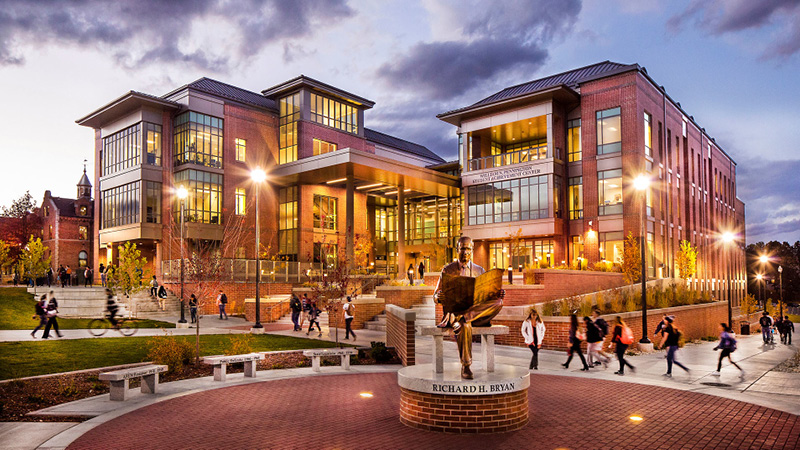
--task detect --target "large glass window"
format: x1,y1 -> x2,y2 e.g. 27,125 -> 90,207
310,93 -> 358,134
599,231 -> 624,264
279,93 -> 300,164
570,235 -> 584,266
467,175 -> 549,225
313,138 -> 337,156
596,107 -> 621,155
145,181 -> 161,224
568,176 -> 583,220
78,251 -> 88,267
235,188 -> 246,216
488,239 -> 552,270
374,205 -> 397,270
644,112 -> 652,157
313,242 -> 338,268
174,170 -> 222,224
313,195 -> 337,230
173,112 -> 223,168
235,138 -> 246,162
102,123 -> 141,175
144,123 -> 162,166
598,169 -> 623,215
278,186 -> 298,260
567,119 -> 581,162
101,181 -> 140,229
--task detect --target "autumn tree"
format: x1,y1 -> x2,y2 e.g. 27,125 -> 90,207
675,240 -> 698,279
0,191 -> 42,264
353,232 -> 373,272
506,227 -> 524,269
0,240 -> 11,273
19,236 -> 51,295
621,232 -> 641,285
107,242 -> 150,297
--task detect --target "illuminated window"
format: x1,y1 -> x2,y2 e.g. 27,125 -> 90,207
567,119 -> 581,162
145,122 -> 162,166
79,206 -> 88,216
596,107 -> 621,155
570,235 -> 584,265
599,231 -> 624,264
568,176 -> 583,220
235,138 -> 246,162
279,94 -> 300,164
467,175 -> 550,225
101,181 -> 141,229
174,170 -> 222,224
278,186 -> 298,260
173,112 -> 223,169
310,93 -> 357,134
78,251 -> 88,267
102,123 -> 141,176
313,195 -> 337,230
313,242 -> 338,268
235,188 -> 246,216
313,138 -> 337,156
598,169 -> 623,215
79,226 -> 88,240
145,181 -> 161,224
644,112 -> 652,157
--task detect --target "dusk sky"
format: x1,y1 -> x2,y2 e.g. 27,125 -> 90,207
0,0 -> 798,244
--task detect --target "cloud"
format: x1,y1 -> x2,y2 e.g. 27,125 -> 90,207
736,157 -> 800,243
0,0 -> 354,71
376,0 -> 582,100
668,0 -> 800,59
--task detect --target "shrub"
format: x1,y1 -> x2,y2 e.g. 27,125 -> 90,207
59,383 -> 80,398
542,301 -> 558,316
146,333 -> 194,373
656,287 -> 669,310
578,296 -> 593,317
609,290 -> 624,314
369,341 -> 392,363
226,333 -> 255,355
623,290 -> 637,312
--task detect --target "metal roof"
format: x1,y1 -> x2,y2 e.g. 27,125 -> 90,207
365,128 -> 445,163
164,77 -> 277,111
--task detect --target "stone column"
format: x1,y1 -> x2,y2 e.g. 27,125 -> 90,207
397,183 -> 406,277
345,171 -> 355,269
546,112 -> 554,158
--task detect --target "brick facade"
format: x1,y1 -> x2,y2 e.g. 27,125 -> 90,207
326,297 -> 385,330
377,285 -> 434,309
386,305 -> 415,366
163,281 -> 293,315
40,189 -> 94,282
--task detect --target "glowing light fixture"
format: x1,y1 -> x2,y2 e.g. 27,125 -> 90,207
357,183 -> 382,190
629,415 -> 644,422
721,232 -> 735,244
756,273 -> 763,280
176,186 -> 188,199
759,255 -> 769,263
326,178 -> 347,184
359,392 -> 374,398
251,168 -> 267,183
633,174 -> 651,191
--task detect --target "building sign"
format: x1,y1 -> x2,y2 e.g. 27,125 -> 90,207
462,162 -> 552,186
431,382 -> 516,394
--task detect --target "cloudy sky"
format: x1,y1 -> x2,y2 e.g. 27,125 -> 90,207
0,0 -> 797,243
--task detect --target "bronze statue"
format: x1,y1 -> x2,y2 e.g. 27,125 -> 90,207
433,236 -> 504,379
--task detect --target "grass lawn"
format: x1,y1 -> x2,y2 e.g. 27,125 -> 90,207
0,333 -> 342,380
0,287 -> 174,330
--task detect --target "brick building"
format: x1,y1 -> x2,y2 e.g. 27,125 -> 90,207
438,61 -> 746,304
40,168 -> 94,280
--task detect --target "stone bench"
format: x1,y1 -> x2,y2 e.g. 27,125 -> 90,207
302,348 -> 358,372
202,353 -> 265,382
99,364 -> 168,401
418,325 -> 509,374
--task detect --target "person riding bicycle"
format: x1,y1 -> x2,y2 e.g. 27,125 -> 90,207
105,288 -> 120,328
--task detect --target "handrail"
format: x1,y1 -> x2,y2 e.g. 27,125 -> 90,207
466,146 -> 563,172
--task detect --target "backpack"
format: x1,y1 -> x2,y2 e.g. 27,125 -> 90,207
346,303 -> 355,316
595,318 -> 609,337
676,329 -> 685,348
220,294 -> 228,304
34,301 -> 45,316
620,326 -> 634,345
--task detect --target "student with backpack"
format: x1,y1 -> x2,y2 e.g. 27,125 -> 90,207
562,314 -> 589,371
759,312 -> 773,344
712,323 -> 744,379
31,295 -> 48,338
343,296 -> 357,341
657,316 -> 689,377
306,301 -> 322,337
299,294 -> 310,329
588,309 -> 610,368
216,290 -> 228,320
611,316 -> 636,375
290,294 -> 302,331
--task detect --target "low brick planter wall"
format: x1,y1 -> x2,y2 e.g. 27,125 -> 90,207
376,285 -> 434,310
164,282 -> 294,315
399,388 -> 528,433
522,269 -> 625,302
386,304 -> 415,366
244,297 -> 291,323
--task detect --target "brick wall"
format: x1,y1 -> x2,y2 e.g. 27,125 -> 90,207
377,285 -> 434,309
163,281 -> 293,315
326,297 -> 385,330
523,269 -> 625,299
399,388 -> 528,433
386,304 -> 415,366
244,298 -> 291,323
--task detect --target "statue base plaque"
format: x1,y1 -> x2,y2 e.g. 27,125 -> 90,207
398,363 -> 529,434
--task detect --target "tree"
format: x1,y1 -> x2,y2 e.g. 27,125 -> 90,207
506,227 -> 524,269
746,241 -> 799,306
621,232 -> 641,284
0,240 -> 11,273
19,236 -> 51,294
1,191 -> 37,218
107,242 -> 150,297
0,191 -> 42,265
675,240 -> 698,279
353,232 -> 373,272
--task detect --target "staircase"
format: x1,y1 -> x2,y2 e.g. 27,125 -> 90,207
126,289 -> 182,316
412,294 -> 436,329
27,286 -> 107,318
275,310 -> 329,328
364,313 -> 387,332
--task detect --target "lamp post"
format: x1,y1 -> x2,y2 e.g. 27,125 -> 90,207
756,273 -> 764,307
634,174 -> 651,345
721,232 -> 735,328
759,255 -> 769,308
251,168 -> 267,331
778,265 -> 783,318
176,186 -> 188,324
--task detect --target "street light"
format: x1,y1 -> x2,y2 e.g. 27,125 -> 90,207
721,231 -> 735,328
176,186 -> 188,324
778,265 -> 784,318
251,168 -> 267,331
756,273 -> 764,306
758,255 -> 769,308
634,174 -> 651,345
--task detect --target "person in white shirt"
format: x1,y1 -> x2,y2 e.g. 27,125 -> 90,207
343,296 -> 356,341
521,308 -> 546,370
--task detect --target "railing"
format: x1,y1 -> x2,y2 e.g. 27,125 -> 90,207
161,260 -> 325,283
466,146 -> 561,172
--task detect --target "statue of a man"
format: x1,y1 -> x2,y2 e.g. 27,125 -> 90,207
433,236 -> 504,379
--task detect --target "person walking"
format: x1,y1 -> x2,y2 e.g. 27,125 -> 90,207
42,291 -> 63,339
31,294 -> 48,338
407,263 -> 415,284
611,316 -> 636,375
344,296 -> 357,341
66,266 -> 72,286
584,316 -> 609,368
418,261 -> 425,281
775,315 -> 785,344
759,312 -> 773,344
306,301 -> 322,337
783,316 -> 794,345
216,290 -> 228,320
84,267 -> 93,287
562,314 -> 589,371
157,285 -> 168,311
189,294 -> 198,324
149,276 -> 159,298
521,308 -> 545,370
299,294 -> 310,329
99,263 -> 106,287
46,267 -> 52,287
591,309 -> 612,365
712,323 -> 744,379
290,294 -> 302,331
658,316 -> 689,377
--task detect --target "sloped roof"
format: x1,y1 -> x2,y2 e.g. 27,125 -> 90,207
365,128 -> 445,163
439,61 -> 638,117
77,172 -> 92,188
163,77 -> 277,111
50,197 -> 79,218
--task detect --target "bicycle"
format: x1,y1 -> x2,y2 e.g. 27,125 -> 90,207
88,315 -> 138,336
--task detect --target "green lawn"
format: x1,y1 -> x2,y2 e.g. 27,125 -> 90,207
0,287 -> 174,330
0,334 -> 342,380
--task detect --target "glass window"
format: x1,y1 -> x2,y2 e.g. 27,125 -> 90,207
145,181 -> 161,224
467,175 -> 550,225
568,176 -> 583,220
78,251 -> 88,267
313,138 -> 338,156
102,123 -> 141,176
173,112 -> 223,169
279,93 -> 300,164
278,186 -> 298,260
79,206 -> 88,216
313,242 -> 338,268
235,188 -> 246,216
570,235 -> 584,266
567,119 -> 581,162
313,195 -> 337,230
235,138 -> 246,162
596,107 -> 621,155
599,231 -> 624,264
101,181 -> 141,229
598,169 -> 623,215
644,112 -> 652,157
310,93 -> 357,134
174,170 -> 222,224
145,122 -> 162,166
78,226 -> 88,240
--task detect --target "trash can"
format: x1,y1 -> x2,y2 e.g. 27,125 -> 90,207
740,321 -> 750,335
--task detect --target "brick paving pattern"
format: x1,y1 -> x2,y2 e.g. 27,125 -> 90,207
68,373 -> 800,450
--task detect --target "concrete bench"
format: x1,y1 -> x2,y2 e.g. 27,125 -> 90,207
418,325 -> 509,374
202,353 -> 264,382
99,364 -> 168,401
302,348 -> 358,372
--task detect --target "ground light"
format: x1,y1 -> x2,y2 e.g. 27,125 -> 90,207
359,392 -> 374,398
629,415 -> 644,422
